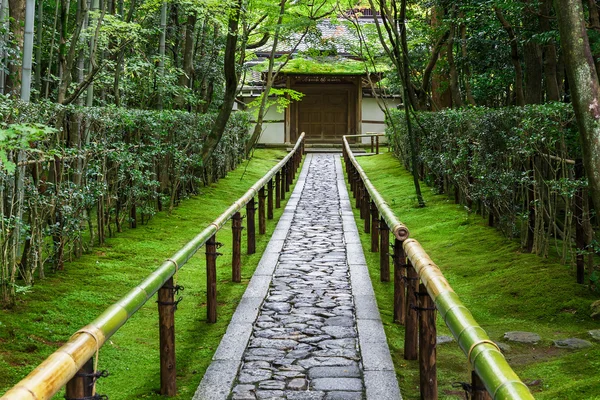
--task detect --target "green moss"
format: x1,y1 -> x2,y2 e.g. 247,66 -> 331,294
0,149 -> 300,399
256,56 -> 389,75
349,152 -> 600,399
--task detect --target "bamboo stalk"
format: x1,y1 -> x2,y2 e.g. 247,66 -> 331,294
1,134 -> 305,400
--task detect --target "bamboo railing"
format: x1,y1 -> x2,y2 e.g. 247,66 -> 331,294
343,134 -> 534,400
1,134 -> 305,400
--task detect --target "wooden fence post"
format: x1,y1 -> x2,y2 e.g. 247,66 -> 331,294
404,261 -> 418,360
286,161 -> 292,192
158,276 -> 177,396
276,172 -> 281,208
376,136 -> 380,154
393,238 -> 406,324
232,212 -> 242,283
371,136 -> 374,153
206,235 -> 218,323
355,178 -> 362,210
370,201 -> 379,252
267,179 -> 274,220
65,358 -> 94,399
419,283 -> 437,400
472,371 -> 492,400
258,187 -> 266,235
363,191 -> 371,233
281,166 -> 287,200
247,198 -> 256,255
379,220 -> 390,282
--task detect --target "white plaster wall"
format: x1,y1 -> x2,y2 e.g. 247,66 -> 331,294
244,99 -> 285,144
359,97 -> 401,144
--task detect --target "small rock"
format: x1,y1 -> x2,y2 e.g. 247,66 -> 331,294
324,316 -> 354,327
308,365 -> 361,379
256,390 -> 284,400
437,335 -> 454,345
312,377 -> 363,391
590,300 -> 600,319
589,329 -> 600,341
495,341 -> 512,353
324,392 -> 363,400
503,331 -> 541,344
287,378 -> 308,390
238,369 -> 273,384
259,380 -> 286,390
285,391 -> 325,400
553,338 -> 593,349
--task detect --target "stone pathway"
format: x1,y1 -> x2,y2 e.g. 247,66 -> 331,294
194,154 -> 400,400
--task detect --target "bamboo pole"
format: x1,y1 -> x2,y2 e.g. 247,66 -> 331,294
403,239 -> 533,399
0,135 -> 306,400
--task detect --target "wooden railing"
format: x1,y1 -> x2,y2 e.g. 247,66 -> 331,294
343,134 -> 534,400
1,134 -> 305,400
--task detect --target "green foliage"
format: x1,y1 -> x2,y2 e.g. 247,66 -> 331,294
387,104 -> 589,260
0,123 -> 57,174
0,149 -> 295,398
352,153 -> 600,399
0,97 -> 250,306
247,88 -> 304,114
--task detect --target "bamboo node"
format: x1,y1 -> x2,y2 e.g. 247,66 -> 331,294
467,339 -> 502,365
70,328 -> 102,395
165,258 -> 179,271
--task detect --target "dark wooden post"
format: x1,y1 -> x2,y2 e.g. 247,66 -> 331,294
371,136 -> 374,153
370,201 -> 379,252
281,166 -> 287,200
158,277 -> 177,395
258,187 -> 266,235
275,172 -> 281,208
355,179 -> 362,210
575,159 -> 585,284
363,191 -> 371,233
472,371 -> 492,400
130,204 -> 137,228
267,179 -> 274,220
232,212 -> 242,283
393,238 -> 406,324
419,283 -> 437,400
379,220 -> 390,282
352,171 -> 359,198
66,358 -> 94,399
286,161 -> 292,192
206,235 -> 218,323
247,198 -> 256,255
376,136 -> 380,154
404,261 -> 418,360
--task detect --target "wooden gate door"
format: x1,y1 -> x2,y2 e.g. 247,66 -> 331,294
294,85 -> 356,143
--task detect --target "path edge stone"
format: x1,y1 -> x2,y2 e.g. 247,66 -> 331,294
192,155 -> 312,400
335,155 -> 402,400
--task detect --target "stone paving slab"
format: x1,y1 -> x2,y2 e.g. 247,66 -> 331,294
195,154 -> 401,400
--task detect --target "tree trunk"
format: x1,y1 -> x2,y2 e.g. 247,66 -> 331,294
447,21 -> 462,108
494,7 -> 525,106
524,40 -> 543,104
7,0 -> 25,96
86,0 -> 99,106
0,0 -> 8,94
34,0 -> 42,97
459,13 -> 476,105
540,0 -> 560,101
246,0 -> 287,154
157,0 -> 167,110
554,0 -> 600,213
199,0 -> 242,166
20,0 -> 35,102
177,12 -> 197,109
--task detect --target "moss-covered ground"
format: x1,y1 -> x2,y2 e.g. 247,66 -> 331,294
0,149 -> 298,399
352,152 -> 600,399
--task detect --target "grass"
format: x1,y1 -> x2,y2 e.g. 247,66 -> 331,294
0,149 -> 299,399
350,151 -> 600,399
